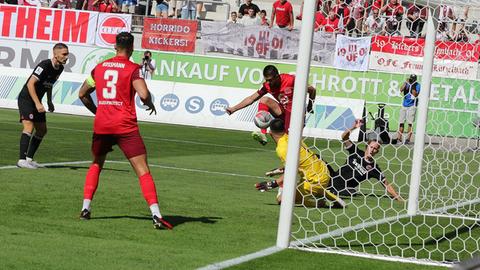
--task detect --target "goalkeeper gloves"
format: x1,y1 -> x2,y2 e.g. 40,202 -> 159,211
255,180 -> 279,192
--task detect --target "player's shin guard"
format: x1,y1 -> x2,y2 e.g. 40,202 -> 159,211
139,172 -> 159,206
258,102 -> 270,134
83,164 -> 101,201
19,132 -> 32,160
26,134 -> 43,159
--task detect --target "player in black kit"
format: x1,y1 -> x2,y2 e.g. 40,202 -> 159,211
329,119 -> 403,201
17,43 -> 69,169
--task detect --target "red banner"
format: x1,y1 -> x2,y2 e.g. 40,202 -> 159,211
371,35 -> 480,62
141,18 -> 197,53
0,4 -> 98,44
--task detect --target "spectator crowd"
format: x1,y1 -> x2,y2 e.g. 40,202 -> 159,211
228,0 -> 478,43
0,0 -> 478,43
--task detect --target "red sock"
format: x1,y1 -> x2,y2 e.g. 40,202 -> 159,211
258,102 -> 269,134
139,172 -> 158,205
83,164 -> 101,200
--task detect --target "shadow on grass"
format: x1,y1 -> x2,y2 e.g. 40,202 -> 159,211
45,165 -> 129,172
91,215 -> 222,227
164,215 -> 222,226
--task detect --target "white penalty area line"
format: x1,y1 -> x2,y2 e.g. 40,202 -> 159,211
0,160 -> 92,170
1,122 -> 418,168
196,246 -> 283,270
0,160 -> 270,180
107,161 -> 269,180
0,122 -> 274,153
48,125 -> 275,153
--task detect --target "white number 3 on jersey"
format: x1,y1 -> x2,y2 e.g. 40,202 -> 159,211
103,70 -> 118,99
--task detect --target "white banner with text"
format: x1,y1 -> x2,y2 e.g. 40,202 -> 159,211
334,35 -> 371,71
199,22 -> 336,65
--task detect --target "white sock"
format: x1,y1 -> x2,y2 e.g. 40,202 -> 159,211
149,203 -> 161,218
82,199 -> 91,211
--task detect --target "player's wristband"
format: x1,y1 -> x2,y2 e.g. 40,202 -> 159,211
86,75 -> 96,88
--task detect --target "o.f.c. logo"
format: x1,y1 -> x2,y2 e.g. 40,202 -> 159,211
185,96 -> 204,114
210,98 -> 229,116
160,94 -> 180,111
98,16 -> 129,45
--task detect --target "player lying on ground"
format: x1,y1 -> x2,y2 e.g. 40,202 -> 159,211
260,118 -> 346,208
257,119 -> 404,202
225,65 -> 316,145
78,32 -> 173,230
330,119 -> 404,201
16,43 -> 69,169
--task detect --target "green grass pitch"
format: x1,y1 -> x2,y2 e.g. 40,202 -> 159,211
0,108 -> 467,269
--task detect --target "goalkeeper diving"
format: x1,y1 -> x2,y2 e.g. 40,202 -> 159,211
258,119 -> 404,202
257,118 -> 346,208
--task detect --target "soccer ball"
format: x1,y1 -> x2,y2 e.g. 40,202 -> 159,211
254,111 -> 273,129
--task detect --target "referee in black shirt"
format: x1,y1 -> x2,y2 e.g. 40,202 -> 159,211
17,43 -> 69,169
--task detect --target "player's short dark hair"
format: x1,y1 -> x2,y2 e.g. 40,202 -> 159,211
260,10 -> 267,14
270,118 -> 285,133
263,65 -> 279,78
145,50 -> 152,55
409,74 -> 417,82
116,32 -> 134,50
367,139 -> 379,145
53,43 -> 68,50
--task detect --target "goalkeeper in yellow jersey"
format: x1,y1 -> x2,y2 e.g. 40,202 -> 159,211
255,118 -> 346,208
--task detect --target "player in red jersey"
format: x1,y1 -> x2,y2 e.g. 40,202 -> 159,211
77,32 -> 172,230
226,65 -> 316,145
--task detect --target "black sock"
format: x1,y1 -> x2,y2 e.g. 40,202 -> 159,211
19,132 -> 32,160
26,135 -> 43,160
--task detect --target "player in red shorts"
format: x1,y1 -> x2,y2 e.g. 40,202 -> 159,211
77,32 -> 172,230
226,65 -> 316,145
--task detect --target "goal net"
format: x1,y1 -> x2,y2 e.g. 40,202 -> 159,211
283,0 -> 480,266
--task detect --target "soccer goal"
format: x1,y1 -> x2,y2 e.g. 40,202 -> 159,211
278,0 -> 480,267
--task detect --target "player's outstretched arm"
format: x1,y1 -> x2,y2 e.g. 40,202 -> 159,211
133,79 -> 156,115
226,91 -> 261,115
79,78 -> 97,115
265,167 -> 285,177
342,119 -> 362,148
383,179 -> 404,202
